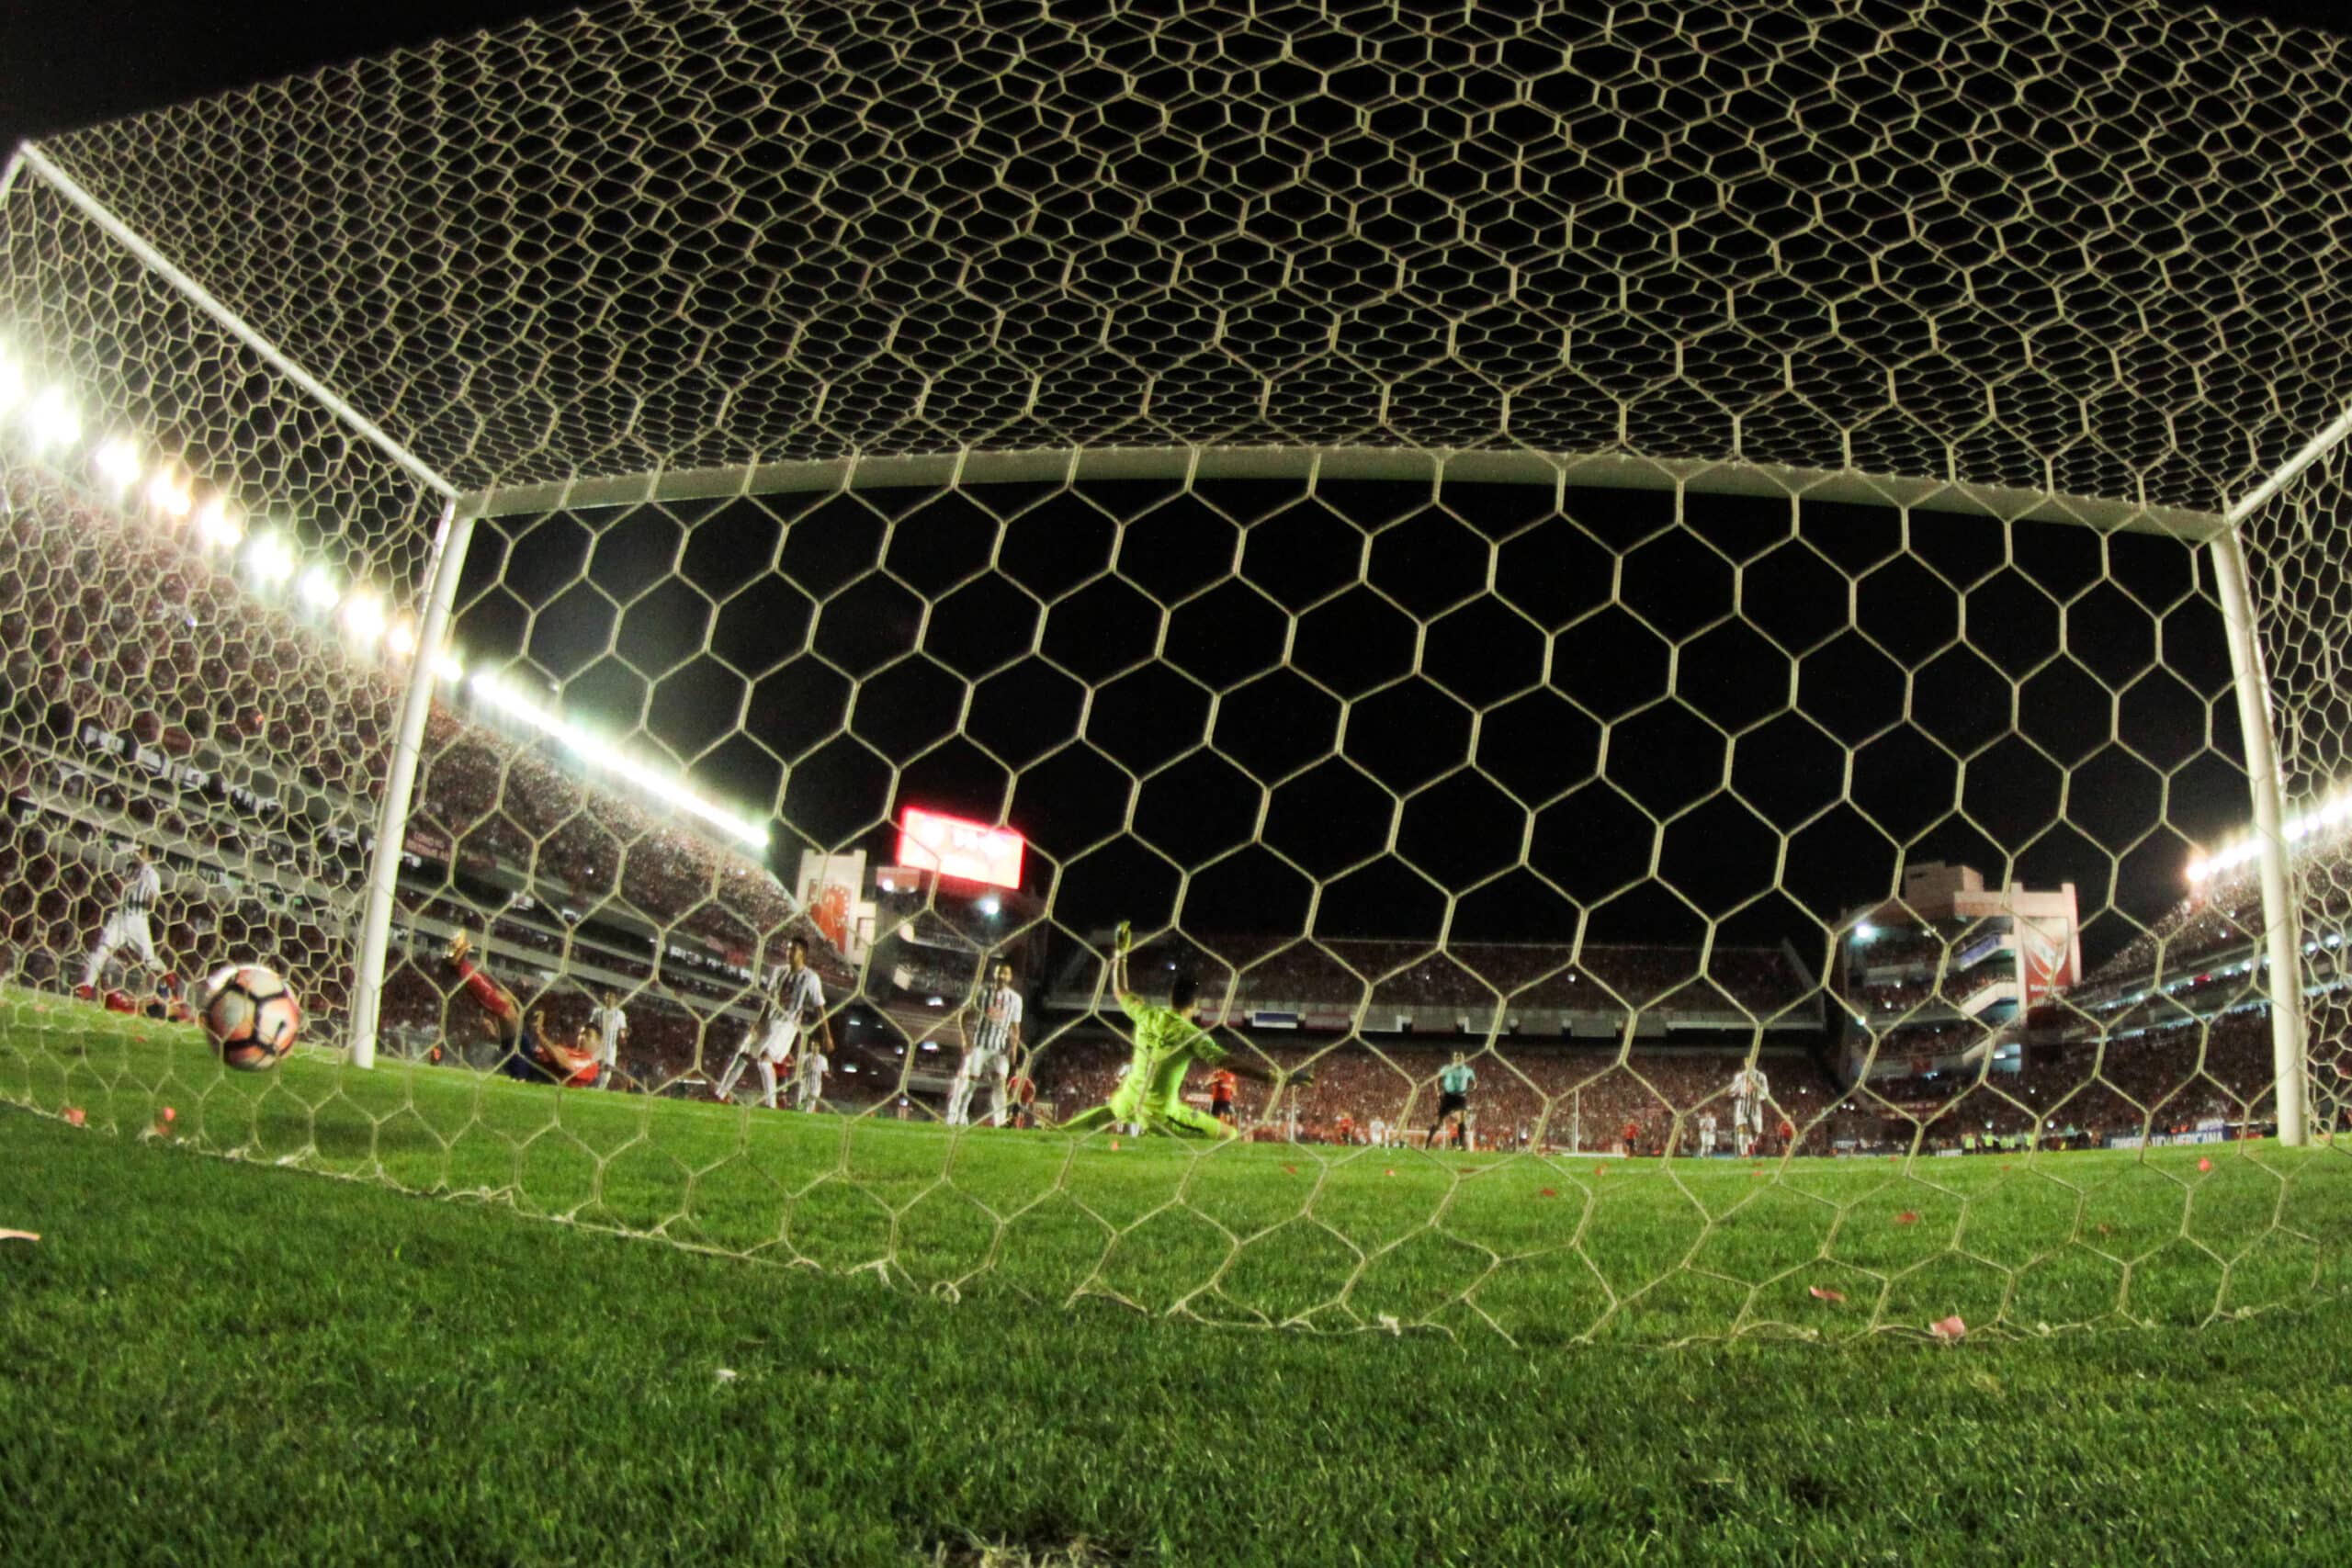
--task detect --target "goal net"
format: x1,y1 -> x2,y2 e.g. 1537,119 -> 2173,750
3,0 -> 2349,1342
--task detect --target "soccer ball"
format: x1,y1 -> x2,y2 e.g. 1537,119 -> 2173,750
202,964 -> 301,1071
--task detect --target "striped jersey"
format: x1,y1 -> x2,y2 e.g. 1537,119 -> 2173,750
589,1005 -> 628,1055
119,862 -> 160,916
967,984 -> 1023,1055
765,966 -> 824,1043
1731,1068 -> 1769,1108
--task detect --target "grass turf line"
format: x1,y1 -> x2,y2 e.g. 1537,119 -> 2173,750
6,1111 -> 2352,1566
3,987 -> 2349,1345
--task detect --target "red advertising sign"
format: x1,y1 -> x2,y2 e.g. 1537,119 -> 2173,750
2017,916 -> 2076,1009
897,807 -> 1024,890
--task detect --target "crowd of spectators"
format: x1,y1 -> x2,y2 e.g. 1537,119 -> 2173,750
1096,934 -> 1814,1020
0,466 -> 856,1043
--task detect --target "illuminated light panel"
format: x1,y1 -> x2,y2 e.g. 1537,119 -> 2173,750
92,436 -> 141,491
898,807 -> 1024,890
246,530 -> 297,583
25,386 -> 80,449
2188,790 -> 2352,884
299,565 -> 339,611
469,673 -> 767,851
146,469 -> 192,517
195,496 -> 243,549
341,590 -> 387,645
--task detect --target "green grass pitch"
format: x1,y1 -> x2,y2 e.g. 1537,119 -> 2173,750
4,989 -> 2350,1345
6,998 -> 2352,1562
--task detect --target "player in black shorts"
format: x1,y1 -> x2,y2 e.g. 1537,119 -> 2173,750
1427,1052 -> 1477,1149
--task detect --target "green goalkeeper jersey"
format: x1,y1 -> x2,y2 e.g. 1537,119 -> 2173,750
1113,990 -> 1227,1111
1440,1062 -> 1476,1095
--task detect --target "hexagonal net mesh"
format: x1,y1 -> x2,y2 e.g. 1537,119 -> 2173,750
0,168 -> 445,1043
3,0 -> 2350,1343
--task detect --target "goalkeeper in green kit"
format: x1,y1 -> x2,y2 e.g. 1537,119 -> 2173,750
1060,921 -> 1310,1139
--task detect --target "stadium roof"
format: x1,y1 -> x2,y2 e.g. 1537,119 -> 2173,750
16,0 -> 2352,532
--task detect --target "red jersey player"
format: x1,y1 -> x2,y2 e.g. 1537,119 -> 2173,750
1207,1066 -> 1238,1124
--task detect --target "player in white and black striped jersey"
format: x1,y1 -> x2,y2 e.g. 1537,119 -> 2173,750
586,989 -> 629,1089
77,853 -> 169,1000
947,958 -> 1024,1128
1729,1065 -> 1772,1157
714,936 -> 831,1108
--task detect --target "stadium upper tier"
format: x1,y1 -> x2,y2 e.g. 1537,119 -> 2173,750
16,0 -> 2352,525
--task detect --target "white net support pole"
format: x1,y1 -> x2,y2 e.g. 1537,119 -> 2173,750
0,147 -> 24,206
346,502 -> 473,1068
2207,525 -> 2312,1146
11,142 -> 456,505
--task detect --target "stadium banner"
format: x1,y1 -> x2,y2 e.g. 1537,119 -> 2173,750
793,849 -> 873,963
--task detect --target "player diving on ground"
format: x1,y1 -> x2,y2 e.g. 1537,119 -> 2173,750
1059,921 -> 1307,1139
444,931 -> 601,1087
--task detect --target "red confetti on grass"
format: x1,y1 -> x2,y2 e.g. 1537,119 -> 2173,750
62,1107 -> 85,1128
1594,1165 -> 1607,1177
1109,1138 -> 1119,1151
161,1107 -> 175,1123
1385,1168 -> 1396,1177
1894,1210 -> 1918,1225
1929,1314 -> 1968,1342
1807,1285 -> 1847,1303
1539,1188 -> 1559,1199
1459,1166 -> 1477,1174
0,1229 -> 38,1244
2198,1156 -> 2213,1173
1284,1165 -> 1298,1175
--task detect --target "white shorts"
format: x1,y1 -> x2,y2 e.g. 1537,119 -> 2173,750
99,911 -> 156,964
1734,1103 -> 1761,1133
750,1021 -> 798,1065
957,1047 -> 1009,1080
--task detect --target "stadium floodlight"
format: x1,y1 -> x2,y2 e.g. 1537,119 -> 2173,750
340,589 -> 387,645
1855,923 -> 1878,942
195,495 -> 243,549
144,468 -> 191,518
978,896 -> 1001,917
467,672 -> 767,850
24,386 -> 80,449
298,565 -> 339,612
432,649 -> 463,682
92,436 -> 141,491
244,529 -> 296,584
385,615 -> 418,659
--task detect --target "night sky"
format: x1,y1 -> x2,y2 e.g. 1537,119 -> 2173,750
7,1 -> 2343,151
9,0 -> 2345,973
447,479 -> 2244,974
